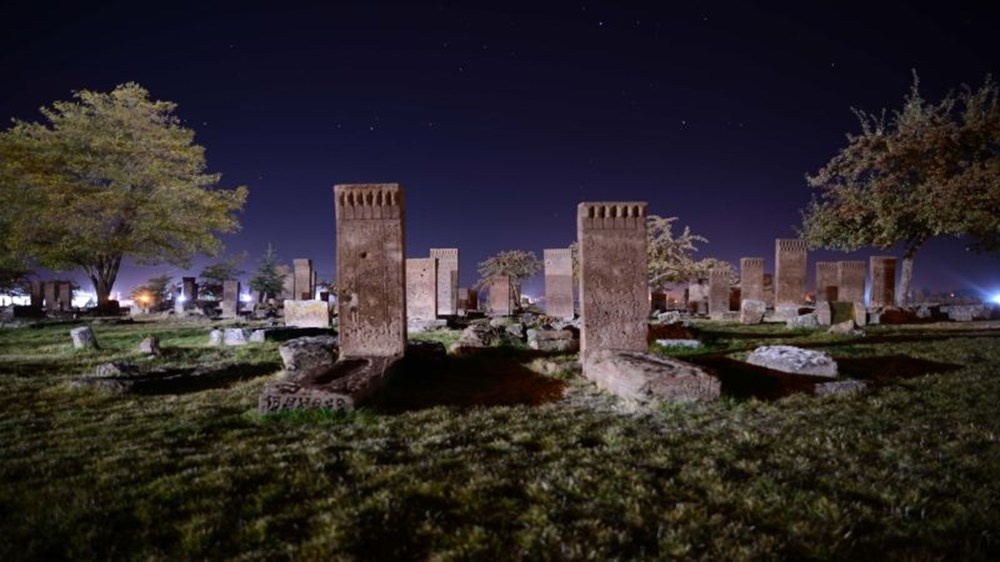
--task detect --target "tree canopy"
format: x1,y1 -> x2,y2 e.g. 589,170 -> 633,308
249,244 -> 285,302
801,73 -> 1000,305
476,250 -> 542,288
199,256 -> 245,301
0,83 -> 248,305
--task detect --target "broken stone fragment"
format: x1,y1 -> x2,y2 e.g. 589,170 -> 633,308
746,345 -> 837,377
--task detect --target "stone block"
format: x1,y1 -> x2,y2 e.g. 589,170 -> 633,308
430,248 -> 459,316
284,299 -> 332,329
740,258 -> 765,302
543,248 -> 575,319
708,267 -> 729,317
740,299 -> 766,324
278,335 -> 338,372
746,345 -> 837,377
774,239 -> 807,307
869,256 -> 897,308
70,326 -> 98,349
584,350 -> 720,404
837,261 -> 866,304
406,258 -> 437,321
816,262 -> 838,301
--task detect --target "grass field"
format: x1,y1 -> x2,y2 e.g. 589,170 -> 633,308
1,317 -> 998,560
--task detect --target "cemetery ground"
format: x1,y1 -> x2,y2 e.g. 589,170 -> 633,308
1,318 -> 998,560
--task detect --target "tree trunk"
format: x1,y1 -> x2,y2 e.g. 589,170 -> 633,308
85,254 -> 122,306
896,252 -> 915,307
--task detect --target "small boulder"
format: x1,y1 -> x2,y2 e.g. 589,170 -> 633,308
655,311 -> 683,325
448,323 -> 500,353
249,330 -> 267,343
786,313 -> 820,329
278,335 -> 338,372
505,322 -> 526,340
95,361 -> 141,377
138,335 -> 161,356
528,329 -> 578,352
70,326 -> 99,349
828,320 -> 863,336
584,350 -> 720,404
223,328 -> 249,346
746,345 -> 837,377
208,329 -> 224,346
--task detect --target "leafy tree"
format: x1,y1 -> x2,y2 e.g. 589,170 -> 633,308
476,249 -> 542,305
199,256 -> 245,301
129,273 -> 173,309
249,244 -> 285,302
0,83 -> 248,306
801,73 -> 1000,305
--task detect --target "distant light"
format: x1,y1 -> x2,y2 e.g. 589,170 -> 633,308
240,293 -> 253,303
991,293 -> 1000,305
177,294 -> 188,303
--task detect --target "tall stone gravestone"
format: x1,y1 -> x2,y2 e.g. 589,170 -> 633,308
182,277 -> 198,310
577,202 -> 648,367
488,276 -> 512,316
220,280 -> 241,318
43,281 -> 58,312
29,279 -> 43,307
708,267 -> 730,317
870,256 -> 897,308
336,183 -> 406,358
543,248 -> 574,319
466,288 -> 479,311
815,262 -> 838,302
774,239 -> 807,309
293,258 -> 314,300
740,258 -> 765,303
429,248 -> 458,316
276,264 -> 294,301
837,261 -> 866,304
57,281 -> 72,311
405,258 -> 437,321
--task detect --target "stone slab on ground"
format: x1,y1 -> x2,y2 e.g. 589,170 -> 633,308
814,380 -> 868,396
527,329 -> 578,352
258,355 -> 401,413
786,313 -> 820,329
584,350 -> 721,405
654,339 -> 702,349
746,345 -> 838,377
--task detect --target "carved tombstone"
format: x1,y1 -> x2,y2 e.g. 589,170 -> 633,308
293,258 -> 314,300
182,277 -> 198,310
740,258 -> 765,303
488,275 -> 512,316
335,183 -> 406,358
43,281 -> 58,312
869,256 -> 897,308
29,278 -> 43,307
815,262 -> 838,302
774,239 -> 807,308
429,248 -> 458,316
708,268 -> 730,317
405,258 -> 437,321
57,281 -> 72,311
220,280 -> 241,318
837,261 -> 866,304
466,288 -> 479,311
543,248 -> 575,319
577,201 -> 648,366
276,264 -> 294,301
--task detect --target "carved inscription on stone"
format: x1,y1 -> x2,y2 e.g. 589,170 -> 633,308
258,382 -> 353,413
708,267 -> 730,316
740,258 -> 765,303
578,202 -> 648,365
543,248 -> 574,319
488,275 -> 512,316
837,261 -> 866,304
429,248 -> 459,316
335,183 -> 406,357
774,239 -> 807,307
406,258 -> 437,321
293,258 -> 314,300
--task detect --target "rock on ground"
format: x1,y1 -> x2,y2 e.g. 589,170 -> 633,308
786,313 -> 820,329
815,380 -> 868,396
746,345 -> 838,377
278,335 -> 339,372
138,336 -> 161,355
528,329 -> 578,352
584,350 -> 720,405
70,326 -> 99,349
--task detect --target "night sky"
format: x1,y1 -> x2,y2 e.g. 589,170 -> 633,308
3,1 -> 998,299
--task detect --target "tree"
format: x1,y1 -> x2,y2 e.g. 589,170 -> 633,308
199,256 -> 245,301
801,73 -> 1000,306
476,249 -> 542,304
249,244 -> 285,302
570,214 -> 725,286
0,83 -> 248,306
129,273 -> 173,309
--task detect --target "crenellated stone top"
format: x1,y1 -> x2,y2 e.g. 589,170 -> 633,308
837,260 -> 866,270
429,248 -> 459,259
335,183 -> 404,220
578,202 -> 647,230
775,238 -> 807,252
741,257 -> 765,269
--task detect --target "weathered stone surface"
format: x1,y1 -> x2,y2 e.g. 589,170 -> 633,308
941,304 -> 990,322
578,202 -> 648,366
740,258 -> 765,303
249,330 -> 266,343
828,319 -> 862,336
429,248 -> 459,316
853,302 -> 868,327
815,262 -> 839,302
407,318 -> 448,333
775,239 -> 807,307
448,323 -> 500,352
138,336 -> 161,355
293,258 -> 314,300
837,261 -> 866,304
71,377 -> 134,393
220,280 -> 241,319
209,329 -> 223,346
406,258 -> 438,322
787,313 -> 820,329
223,328 -> 249,346
654,339 -> 701,348
655,311 -> 683,325
279,335 -> 339,372
708,267 -> 730,317
258,356 -> 399,413
543,248 -> 575,319
283,299 -> 332,329
505,322 -> 525,339
814,380 -> 868,396
815,301 -> 832,326
585,350 -> 720,404
740,299 -> 766,325
870,256 -> 897,308
95,361 -> 141,377
70,326 -> 98,349
746,345 -> 838,377
487,276 -> 513,316
335,183 -> 406,358
528,329 -> 578,352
